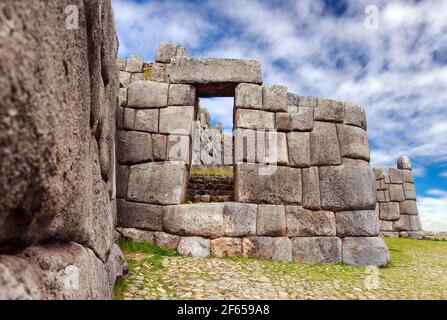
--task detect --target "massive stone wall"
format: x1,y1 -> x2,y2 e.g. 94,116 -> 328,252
0,0 -> 125,299
116,42 -> 391,267
374,156 -> 423,239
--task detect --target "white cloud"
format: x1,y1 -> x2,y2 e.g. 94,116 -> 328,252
418,191 -> 447,232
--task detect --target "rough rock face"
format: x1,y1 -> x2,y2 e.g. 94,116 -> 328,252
0,0 -> 125,299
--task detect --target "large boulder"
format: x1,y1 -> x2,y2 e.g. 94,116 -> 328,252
117,200 -> 163,231
177,237 -> 210,258
286,207 -> 336,236
291,237 -> 342,264
223,203 -> 257,237
335,210 -> 380,237
342,237 -> 390,267
242,237 -> 292,261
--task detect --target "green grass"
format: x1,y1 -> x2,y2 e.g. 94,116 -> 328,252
190,166 -> 233,177
118,238 -> 179,256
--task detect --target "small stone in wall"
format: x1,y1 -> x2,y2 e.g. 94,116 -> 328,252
154,232 -> 180,250
177,237 -> 210,258
315,98 -> 344,122
342,237 -> 390,267
291,237 -> 342,264
257,205 -> 286,236
235,83 -> 262,110
210,238 -> 242,258
262,85 -> 288,112
126,54 -> 144,73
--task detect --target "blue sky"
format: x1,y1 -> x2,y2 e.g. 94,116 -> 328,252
112,0 -> 447,231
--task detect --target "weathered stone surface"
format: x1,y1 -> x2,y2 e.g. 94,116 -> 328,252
127,81 -> 168,108
150,63 -> 166,82
0,243 -> 113,300
288,92 -> 300,106
286,207 -> 336,236
342,158 -> 369,166
319,166 -> 376,211
399,200 -> 419,215
291,237 -> 341,264
117,166 -> 129,199
342,237 -> 390,267
374,168 -> 384,180
292,107 -> 314,131
259,131 -> 289,165
397,156 -> 412,170
168,84 -> 196,106
117,130 -> 153,164
403,170 -> 415,183
159,106 -> 195,135
127,163 -> 188,205
117,199 -> 163,231
223,203 -> 257,237
302,167 -> 321,210
210,238 -> 242,258
134,109 -> 159,133
123,108 -> 136,129
235,109 -> 275,129
119,71 -> 131,87
233,128 -> 256,163
379,202 -> 400,220
126,54 -> 144,73
105,244 -> 127,293
235,164 -> 302,205
381,220 -> 394,232
242,237 -> 292,261
393,215 -> 411,231
117,57 -> 126,71
297,96 -> 317,108
337,124 -> 370,161
257,205 -> 286,236
152,134 -> 167,161
275,113 -> 292,131
177,237 -> 210,258
131,73 -> 144,82
409,215 -> 422,231
118,227 -> 154,243
288,132 -> 311,167
315,98 -> 344,122
119,88 -> 127,107
262,85 -> 288,112
381,231 -> 399,238
154,232 -> 180,250
163,204 -> 224,238
167,58 -> 262,84
400,231 -> 424,239
335,210 -> 380,237
310,122 -> 341,165
388,168 -> 404,184
235,83 -> 262,109
377,190 -> 385,202
167,135 -> 191,163
344,103 -> 367,130
156,42 -> 187,63
389,184 -> 405,202
403,183 -> 416,200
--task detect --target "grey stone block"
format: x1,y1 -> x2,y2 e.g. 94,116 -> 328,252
403,170 -> 414,183
154,232 -> 180,250
128,81 -> 168,108
399,200 -> 419,215
379,202 -> 400,220
389,184 -> 405,202
117,166 -> 129,199
337,124 -> 370,161
152,134 -> 167,161
342,237 -> 390,267
388,168 -> 404,184
126,54 -> 144,73
123,108 -> 136,130
119,88 -> 127,107
210,238 -> 242,258
380,220 -> 394,232
286,206 -> 336,236
235,164 -> 302,205
150,63 -> 166,82
381,231 -> 399,238
119,71 -> 131,87
310,122 -> 341,165
131,73 -> 144,83
397,156 -> 412,170
166,58 -> 262,84
168,84 -> 196,106
262,85 -> 288,112
291,237 -> 342,264
235,83 -> 262,109
393,214 -> 411,231
177,237 -> 210,258
118,227 -> 154,243
298,96 -> 317,108
159,106 -> 195,135
258,131 -> 288,165
134,109 -> 159,133
287,132 -> 311,167
156,42 -> 187,63
117,199 -> 163,231
117,57 -> 126,71
242,237 -> 292,261
409,215 -> 422,231
335,210 -> 380,237
163,203 -> 224,238
315,98 -> 344,122
235,109 -> 275,129
292,107 -> 314,131
167,134 -> 191,163
127,163 -> 188,205
344,103 -> 367,130
233,128 -> 257,163
257,205 -> 286,236
302,167 -> 321,210
117,131 -> 152,164
223,203 -> 257,237
403,183 -> 416,200
319,165 -> 376,211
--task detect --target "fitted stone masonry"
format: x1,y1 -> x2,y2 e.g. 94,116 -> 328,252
115,42 -> 400,267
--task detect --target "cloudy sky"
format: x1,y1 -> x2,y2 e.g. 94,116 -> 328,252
112,0 -> 447,231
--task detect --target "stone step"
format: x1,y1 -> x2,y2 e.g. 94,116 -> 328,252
191,195 -> 232,203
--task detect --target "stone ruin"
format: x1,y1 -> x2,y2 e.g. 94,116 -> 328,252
113,41 -> 427,268
375,156 -> 423,239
